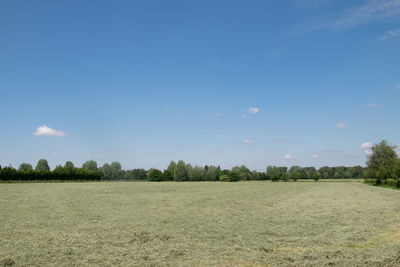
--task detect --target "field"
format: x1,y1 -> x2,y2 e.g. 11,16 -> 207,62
1,181 -> 400,266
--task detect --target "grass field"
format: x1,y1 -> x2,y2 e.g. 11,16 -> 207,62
1,182 -> 400,266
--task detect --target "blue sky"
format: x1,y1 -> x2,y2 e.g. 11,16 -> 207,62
1,0 -> 399,171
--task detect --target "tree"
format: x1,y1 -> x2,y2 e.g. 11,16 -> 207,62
318,166 -> 333,179
64,161 -> 75,170
148,169 -> 164,182
312,172 -> 320,181
18,163 -> 33,172
167,161 -> 177,179
82,160 -> 97,171
174,160 -> 188,181
111,162 -> 123,179
188,166 -> 206,181
35,159 -> 50,172
366,140 -> 398,180
101,163 -> 113,180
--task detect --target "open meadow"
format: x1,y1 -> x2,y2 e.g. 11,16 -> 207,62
1,181 -> 400,266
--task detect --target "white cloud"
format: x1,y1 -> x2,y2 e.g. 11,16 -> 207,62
51,152 -> 59,157
312,154 -> 319,159
289,0 -> 400,34
86,153 -> 92,158
243,139 -> 251,144
34,125 -> 66,137
284,154 -> 293,159
361,142 -> 373,149
379,28 -> 400,40
248,107 -> 259,114
99,154 -> 104,159
336,123 -> 347,128
215,113 -> 222,117
364,149 -> 373,155
366,103 -> 377,107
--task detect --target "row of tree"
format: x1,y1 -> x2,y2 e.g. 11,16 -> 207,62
0,140 -> 398,182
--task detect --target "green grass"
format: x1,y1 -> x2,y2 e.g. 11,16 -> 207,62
1,181 -> 400,266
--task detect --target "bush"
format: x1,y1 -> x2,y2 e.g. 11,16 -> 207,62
219,174 -> 230,182
148,169 -> 164,182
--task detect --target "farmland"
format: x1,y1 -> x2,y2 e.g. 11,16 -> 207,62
1,181 -> 400,266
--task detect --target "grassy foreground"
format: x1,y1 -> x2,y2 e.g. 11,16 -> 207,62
1,182 -> 400,266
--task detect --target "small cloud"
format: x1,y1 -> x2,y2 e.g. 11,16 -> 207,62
379,28 -> 400,40
248,107 -> 259,114
271,138 -> 291,144
361,142 -> 373,149
397,84 -> 400,88
284,154 -> 292,159
311,154 -> 319,159
34,125 -> 66,137
215,113 -> 222,117
99,154 -> 104,159
86,153 -> 92,158
364,149 -> 373,155
336,123 -> 347,128
366,103 -> 377,108
243,139 -> 251,144
52,152 -> 59,157
241,114 -> 246,119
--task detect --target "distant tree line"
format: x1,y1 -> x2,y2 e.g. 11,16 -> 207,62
1,140 -> 398,182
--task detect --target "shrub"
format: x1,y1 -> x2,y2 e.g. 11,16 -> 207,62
148,169 -> 164,182
219,174 -> 230,182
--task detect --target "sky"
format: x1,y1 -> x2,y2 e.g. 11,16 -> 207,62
1,0 -> 399,171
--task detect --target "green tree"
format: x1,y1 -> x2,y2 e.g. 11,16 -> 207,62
148,169 -> 164,182
82,160 -> 97,171
312,172 -> 320,181
35,159 -> 50,172
174,160 -> 188,181
188,166 -> 206,181
64,161 -> 75,170
101,163 -> 113,180
18,163 -> 33,172
366,140 -> 398,180
167,161 -> 177,179
318,166 -> 333,179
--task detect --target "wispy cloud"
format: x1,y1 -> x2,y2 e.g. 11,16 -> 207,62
99,154 -> 104,159
288,0 -> 400,34
215,113 -> 222,117
312,154 -> 319,159
336,123 -> 347,128
34,125 -> 66,137
284,154 -> 293,159
361,142 -> 373,149
243,139 -> 251,144
248,107 -> 259,114
379,28 -> 400,40
364,149 -> 373,155
366,103 -> 377,108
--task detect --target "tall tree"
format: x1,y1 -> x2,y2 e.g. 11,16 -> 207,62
367,140 -> 399,179
174,160 -> 188,181
82,160 -> 98,171
64,161 -> 75,170
35,159 -> 50,172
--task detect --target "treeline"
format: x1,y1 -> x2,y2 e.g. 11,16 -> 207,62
0,160 -> 366,182
1,140 -> 398,182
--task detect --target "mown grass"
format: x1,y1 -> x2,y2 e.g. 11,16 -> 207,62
1,181 -> 400,266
